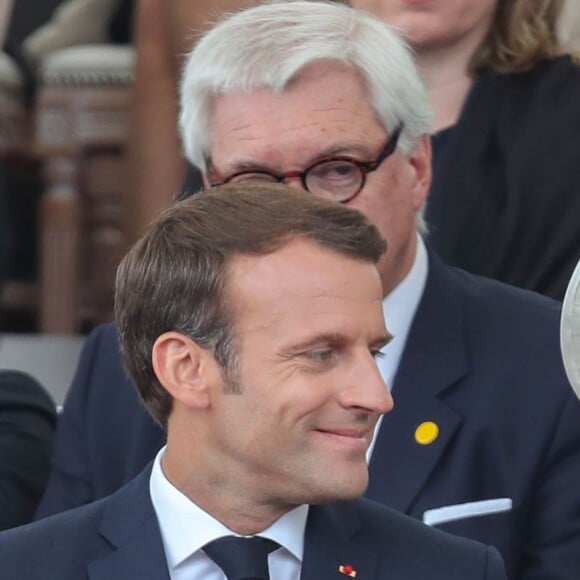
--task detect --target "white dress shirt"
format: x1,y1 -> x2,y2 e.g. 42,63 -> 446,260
367,235 -> 428,460
149,448 -> 309,580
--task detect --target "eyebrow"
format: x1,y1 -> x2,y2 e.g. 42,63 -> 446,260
314,142 -> 376,161
220,141 -> 379,175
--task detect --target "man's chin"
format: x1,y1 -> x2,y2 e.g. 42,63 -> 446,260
307,470 -> 369,504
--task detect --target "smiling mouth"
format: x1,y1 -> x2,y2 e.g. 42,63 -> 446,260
314,428 -> 370,449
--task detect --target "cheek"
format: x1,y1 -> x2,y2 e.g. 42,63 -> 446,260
353,0 -> 398,19
443,0 -> 497,37
272,375 -> 340,431
275,388 -> 330,424
351,166 -> 410,221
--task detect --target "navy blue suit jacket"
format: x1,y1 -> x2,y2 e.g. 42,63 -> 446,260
5,464 -> 506,579
35,252 -> 580,579
0,370 -> 56,530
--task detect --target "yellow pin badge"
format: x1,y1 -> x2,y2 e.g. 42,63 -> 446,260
415,421 -> 439,445
338,564 -> 357,577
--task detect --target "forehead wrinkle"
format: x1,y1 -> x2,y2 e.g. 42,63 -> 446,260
236,288 -> 381,330
211,72 -> 388,171
216,120 -> 260,141
309,101 -> 367,119
216,120 -> 383,172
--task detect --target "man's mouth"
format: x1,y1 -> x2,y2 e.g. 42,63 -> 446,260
313,428 -> 370,450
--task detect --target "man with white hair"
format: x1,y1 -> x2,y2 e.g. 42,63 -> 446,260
36,3 -> 580,579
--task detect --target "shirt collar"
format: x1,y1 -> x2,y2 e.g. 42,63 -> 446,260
367,236 -> 428,460
378,235 -> 428,384
149,447 -> 309,569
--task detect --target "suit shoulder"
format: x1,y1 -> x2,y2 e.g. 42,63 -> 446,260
0,370 -> 56,418
449,266 -> 561,335
84,321 -> 122,357
480,56 -> 580,123
450,267 -> 571,385
506,56 -> 580,100
0,496 -> 107,542
353,496 -> 477,547
351,498 -> 505,577
74,322 -> 129,393
0,498 -> 110,575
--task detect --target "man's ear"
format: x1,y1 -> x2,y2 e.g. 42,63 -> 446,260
152,331 -> 216,409
408,134 -> 432,211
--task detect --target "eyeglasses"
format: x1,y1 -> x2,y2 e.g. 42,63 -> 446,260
208,124 -> 403,203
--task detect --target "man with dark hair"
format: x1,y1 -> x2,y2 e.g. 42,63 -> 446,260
0,184 -> 506,579
115,183 -> 389,430
36,3 -> 580,579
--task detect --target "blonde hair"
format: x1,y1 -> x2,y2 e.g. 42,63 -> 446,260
470,0 -> 564,74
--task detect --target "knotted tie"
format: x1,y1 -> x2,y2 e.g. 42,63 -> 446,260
203,535 -> 279,580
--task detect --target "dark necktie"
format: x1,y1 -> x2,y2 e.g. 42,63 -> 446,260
203,536 -> 279,580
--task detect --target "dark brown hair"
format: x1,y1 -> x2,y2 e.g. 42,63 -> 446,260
115,182 -> 386,428
470,0 -> 564,74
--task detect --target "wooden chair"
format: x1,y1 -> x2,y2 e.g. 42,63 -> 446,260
35,44 -> 134,333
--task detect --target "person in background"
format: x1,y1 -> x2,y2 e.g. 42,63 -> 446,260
0,370 -> 56,530
353,0 -> 580,300
125,0 -> 351,241
0,184 -> 507,579
35,3 -> 580,578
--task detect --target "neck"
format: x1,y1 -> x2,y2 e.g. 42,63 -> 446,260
162,441 -> 292,536
380,231 -> 419,297
414,38 -> 480,133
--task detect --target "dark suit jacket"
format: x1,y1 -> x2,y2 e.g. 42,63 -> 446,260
5,464 -> 506,579
0,370 -> 56,530
427,56 -> 580,300
35,253 -> 580,579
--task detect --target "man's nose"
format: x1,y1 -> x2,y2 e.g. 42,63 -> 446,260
339,353 -> 394,416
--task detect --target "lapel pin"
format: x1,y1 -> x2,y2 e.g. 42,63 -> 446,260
415,421 -> 439,445
338,564 -> 357,577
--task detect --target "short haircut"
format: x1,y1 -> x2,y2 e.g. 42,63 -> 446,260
115,182 -> 386,428
179,1 -> 432,173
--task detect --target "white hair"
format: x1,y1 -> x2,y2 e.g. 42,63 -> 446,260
179,0 -> 433,230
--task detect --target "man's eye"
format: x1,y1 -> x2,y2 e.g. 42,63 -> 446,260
307,349 -> 335,362
372,349 -> 385,360
313,161 -> 359,183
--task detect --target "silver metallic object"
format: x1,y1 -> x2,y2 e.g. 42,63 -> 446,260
561,258 -> 580,398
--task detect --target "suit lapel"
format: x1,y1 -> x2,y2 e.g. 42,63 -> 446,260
366,253 -> 468,514
300,503 -> 378,580
366,380 -> 462,513
88,466 -> 170,580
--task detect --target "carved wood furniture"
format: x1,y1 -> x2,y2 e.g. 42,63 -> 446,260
35,45 -> 134,333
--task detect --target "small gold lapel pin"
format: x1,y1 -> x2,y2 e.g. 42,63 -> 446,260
338,564 -> 357,577
415,421 -> 439,445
